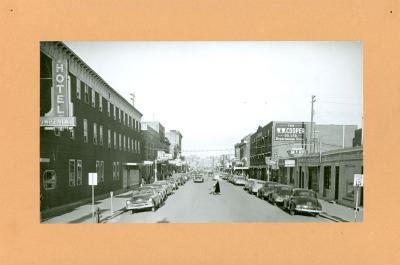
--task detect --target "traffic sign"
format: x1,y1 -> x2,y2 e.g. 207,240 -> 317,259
353,174 -> 363,187
89,173 -> 98,186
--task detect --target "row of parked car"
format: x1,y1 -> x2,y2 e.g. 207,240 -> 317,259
225,174 -> 322,217
125,174 -> 190,214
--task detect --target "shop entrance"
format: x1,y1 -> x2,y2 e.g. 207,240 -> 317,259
308,167 -> 319,192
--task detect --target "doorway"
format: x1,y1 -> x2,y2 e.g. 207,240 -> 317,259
335,166 -> 340,200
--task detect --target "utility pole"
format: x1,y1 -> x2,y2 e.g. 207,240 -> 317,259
310,95 -> 316,153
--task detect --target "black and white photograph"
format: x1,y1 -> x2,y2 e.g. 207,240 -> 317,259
40,41 -> 363,224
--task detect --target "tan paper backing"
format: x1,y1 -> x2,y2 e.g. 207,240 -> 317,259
1,0 -> 399,264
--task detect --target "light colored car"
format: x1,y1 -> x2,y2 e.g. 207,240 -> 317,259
233,176 -> 246,185
154,181 -> 173,195
250,180 -> 266,195
126,189 -> 162,213
194,175 -> 204,183
142,184 -> 167,202
244,179 -> 256,191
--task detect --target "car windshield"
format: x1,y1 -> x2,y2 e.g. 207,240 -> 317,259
293,190 -> 316,197
278,187 -> 292,195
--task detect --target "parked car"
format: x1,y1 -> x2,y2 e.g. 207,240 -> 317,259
244,179 -> 256,191
257,181 -> 279,199
283,188 -> 322,217
250,180 -> 266,195
142,184 -> 167,202
154,180 -> 174,195
233,176 -> 246,185
126,189 -> 162,213
194,175 -> 204,183
270,185 -> 293,205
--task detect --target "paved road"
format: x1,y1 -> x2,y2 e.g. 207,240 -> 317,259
108,178 -> 331,223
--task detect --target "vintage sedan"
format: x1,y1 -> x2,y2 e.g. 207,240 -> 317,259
126,189 -> 162,213
233,176 -> 246,185
194,175 -> 204,183
257,181 -> 278,199
283,188 -> 322,217
142,184 -> 167,202
154,180 -> 174,195
250,180 -> 266,195
270,185 -> 293,205
244,179 -> 256,191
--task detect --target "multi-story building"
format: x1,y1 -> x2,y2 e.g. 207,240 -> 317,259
141,121 -> 172,181
40,42 -> 143,213
166,130 -> 183,159
249,121 -> 357,181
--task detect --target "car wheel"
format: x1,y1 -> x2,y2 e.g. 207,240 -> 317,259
289,204 -> 295,216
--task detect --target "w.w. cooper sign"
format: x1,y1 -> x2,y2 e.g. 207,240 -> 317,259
275,123 -> 305,141
40,59 -> 76,127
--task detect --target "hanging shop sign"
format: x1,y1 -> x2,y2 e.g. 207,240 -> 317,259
275,122 -> 305,141
40,59 -> 76,127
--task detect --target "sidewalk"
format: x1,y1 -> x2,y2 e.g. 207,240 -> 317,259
319,200 -> 364,222
42,191 -> 132,224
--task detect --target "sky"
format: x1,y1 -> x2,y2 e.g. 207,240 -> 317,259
65,41 -> 363,158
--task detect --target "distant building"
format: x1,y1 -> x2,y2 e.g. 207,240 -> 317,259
352,128 -> 363,147
166,130 -> 183,159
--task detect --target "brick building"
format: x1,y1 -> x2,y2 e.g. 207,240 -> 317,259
40,42 -> 143,212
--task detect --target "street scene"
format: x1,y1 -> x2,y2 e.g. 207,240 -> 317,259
40,41 -> 363,223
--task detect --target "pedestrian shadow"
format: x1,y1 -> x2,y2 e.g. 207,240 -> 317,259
156,218 -> 170,223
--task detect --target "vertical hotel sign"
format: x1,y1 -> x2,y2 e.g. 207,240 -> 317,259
40,59 -> 76,127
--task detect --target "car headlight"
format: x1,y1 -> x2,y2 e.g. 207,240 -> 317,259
126,201 -> 131,205
148,198 -> 153,202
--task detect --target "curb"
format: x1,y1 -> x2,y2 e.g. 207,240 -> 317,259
101,208 -> 126,223
320,212 -> 349,222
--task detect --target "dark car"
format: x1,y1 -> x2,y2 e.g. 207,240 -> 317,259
283,188 -> 322,217
270,185 -> 293,205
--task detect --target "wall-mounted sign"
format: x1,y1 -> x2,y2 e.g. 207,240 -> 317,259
353,174 -> 364,187
288,147 -> 305,156
275,123 -> 305,141
41,59 -> 76,127
285,160 -> 296,167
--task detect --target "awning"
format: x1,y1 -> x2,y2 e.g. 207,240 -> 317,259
123,162 -> 140,166
234,167 -> 249,170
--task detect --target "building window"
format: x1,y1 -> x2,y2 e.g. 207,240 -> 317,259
42,170 -> 56,190
119,109 -> 121,123
119,134 -> 122,150
138,141 -> 140,153
123,135 -> 126,151
69,159 -> 76,186
323,166 -> 331,190
108,129 -> 111,148
113,162 -> 120,180
84,82 -> 89,103
91,88 -> 96,108
138,122 -> 141,131
122,111 -> 125,125
107,101 -> 110,117
96,161 -> 104,183
132,139 -> 134,153
133,118 -> 136,130
76,160 -> 82,185
346,179 -> 354,198
76,77 -> 81,99
113,106 -> 117,120
99,125 -> 103,145
83,119 -> 88,143
99,94 -> 103,112
128,137 -> 130,151
70,129 -> 75,140
114,132 -> 117,149
93,123 -> 97,145
134,140 -> 137,152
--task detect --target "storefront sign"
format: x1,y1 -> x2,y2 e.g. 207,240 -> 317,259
275,123 -> 305,141
285,160 -> 295,167
288,147 -> 305,156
